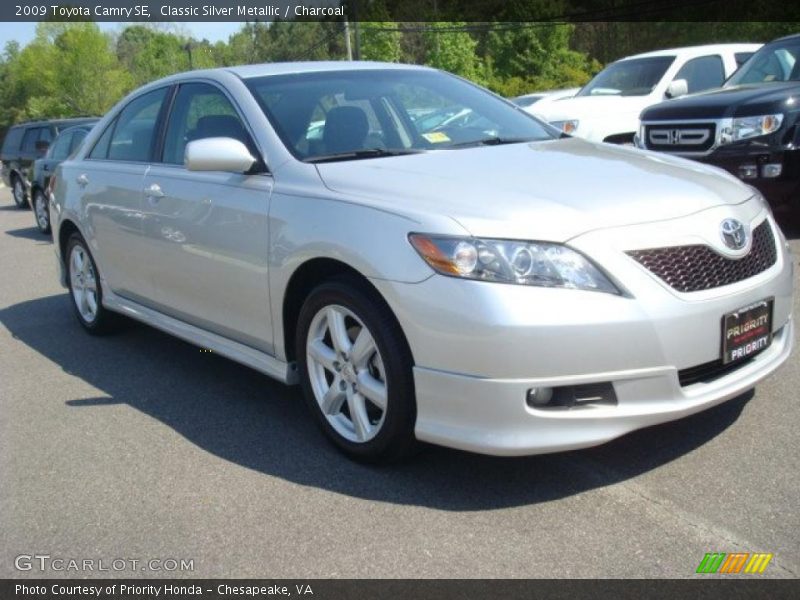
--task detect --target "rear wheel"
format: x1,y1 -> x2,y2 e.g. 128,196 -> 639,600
296,277 -> 418,463
66,233 -> 119,334
12,175 -> 28,209
33,189 -> 50,234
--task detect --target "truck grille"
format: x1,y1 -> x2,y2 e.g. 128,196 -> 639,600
644,122 -> 716,153
627,220 -> 777,293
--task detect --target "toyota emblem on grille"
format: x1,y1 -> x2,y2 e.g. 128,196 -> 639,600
720,218 -> 748,250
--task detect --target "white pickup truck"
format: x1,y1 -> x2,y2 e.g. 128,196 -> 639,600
531,44 -> 761,144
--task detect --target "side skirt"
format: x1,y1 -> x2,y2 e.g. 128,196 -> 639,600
102,287 -> 298,385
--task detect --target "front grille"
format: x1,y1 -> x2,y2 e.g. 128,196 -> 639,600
627,220 -> 777,293
644,122 -> 716,153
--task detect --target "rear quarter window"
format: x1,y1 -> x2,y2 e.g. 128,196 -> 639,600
1,127 -> 25,157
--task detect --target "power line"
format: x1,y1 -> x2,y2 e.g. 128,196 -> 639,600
358,0 -> 725,34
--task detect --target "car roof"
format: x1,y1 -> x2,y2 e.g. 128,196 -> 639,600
9,117 -> 99,129
618,43 -> 762,62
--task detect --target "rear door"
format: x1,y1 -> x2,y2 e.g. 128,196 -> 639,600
77,87 -> 170,304
141,81 -> 274,352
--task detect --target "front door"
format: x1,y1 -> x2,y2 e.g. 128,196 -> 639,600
141,82 -> 274,353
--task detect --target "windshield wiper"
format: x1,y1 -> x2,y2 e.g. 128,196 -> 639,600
305,148 -> 426,163
447,137 -> 538,149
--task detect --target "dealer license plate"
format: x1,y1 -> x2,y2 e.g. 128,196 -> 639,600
722,298 -> 773,365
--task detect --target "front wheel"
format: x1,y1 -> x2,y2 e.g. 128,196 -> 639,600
296,277 -> 418,463
33,189 -> 51,234
12,176 -> 28,209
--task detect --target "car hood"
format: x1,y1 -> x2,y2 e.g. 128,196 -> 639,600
315,137 -> 752,241
642,82 -> 800,120
532,94 -> 650,122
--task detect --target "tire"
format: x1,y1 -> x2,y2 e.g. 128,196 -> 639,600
65,233 -> 119,334
33,189 -> 51,234
296,276 -> 419,463
12,175 -> 28,209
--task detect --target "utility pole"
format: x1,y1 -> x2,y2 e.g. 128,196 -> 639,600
352,0 -> 361,60
344,19 -> 353,61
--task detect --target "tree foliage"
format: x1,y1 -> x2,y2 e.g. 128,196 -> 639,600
1,20 -> 798,135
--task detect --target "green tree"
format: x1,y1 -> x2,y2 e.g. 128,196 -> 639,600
423,23 -> 482,82
116,25 -> 191,86
360,23 -> 402,62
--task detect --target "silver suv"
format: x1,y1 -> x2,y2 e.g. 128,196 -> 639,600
51,62 -> 794,462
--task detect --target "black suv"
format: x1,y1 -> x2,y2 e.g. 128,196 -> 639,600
639,34 -> 800,217
1,117 -> 98,208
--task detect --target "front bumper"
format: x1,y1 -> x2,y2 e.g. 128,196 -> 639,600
371,205 -> 795,456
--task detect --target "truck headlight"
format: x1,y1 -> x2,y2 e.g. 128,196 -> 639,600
550,120 -> 579,135
409,234 -> 621,294
721,114 -> 783,144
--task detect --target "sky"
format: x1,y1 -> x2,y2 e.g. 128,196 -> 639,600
0,22 -> 244,49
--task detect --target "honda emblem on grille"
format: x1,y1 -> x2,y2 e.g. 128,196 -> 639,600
720,219 -> 748,250
670,129 -> 681,144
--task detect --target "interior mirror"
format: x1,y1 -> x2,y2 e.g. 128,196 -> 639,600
35,140 -> 50,155
666,79 -> 688,99
184,137 -> 257,173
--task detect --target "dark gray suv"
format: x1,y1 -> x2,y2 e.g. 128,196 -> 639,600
1,117 -> 98,208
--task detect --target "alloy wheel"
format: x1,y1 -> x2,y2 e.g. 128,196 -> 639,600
34,192 -> 49,231
306,304 -> 388,443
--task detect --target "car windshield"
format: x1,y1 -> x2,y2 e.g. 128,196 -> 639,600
725,40 -> 800,86
577,56 -> 675,97
245,69 -> 555,162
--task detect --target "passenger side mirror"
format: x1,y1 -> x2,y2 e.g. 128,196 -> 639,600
35,140 -> 50,156
665,79 -> 688,99
184,137 -> 257,173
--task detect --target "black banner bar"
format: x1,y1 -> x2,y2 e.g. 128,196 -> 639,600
2,579 -> 800,600
2,0 -> 800,22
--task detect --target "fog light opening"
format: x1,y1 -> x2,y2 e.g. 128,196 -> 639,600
528,382 -> 618,410
761,163 -> 782,178
526,387 -> 553,408
737,164 -> 758,180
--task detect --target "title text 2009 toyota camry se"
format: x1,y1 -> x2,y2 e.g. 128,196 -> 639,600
50,62 -> 794,462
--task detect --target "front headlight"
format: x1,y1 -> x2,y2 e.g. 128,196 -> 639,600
721,114 -> 783,144
550,120 -> 579,135
409,234 -> 620,294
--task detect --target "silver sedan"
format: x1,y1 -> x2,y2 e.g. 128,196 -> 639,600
50,62 -> 794,462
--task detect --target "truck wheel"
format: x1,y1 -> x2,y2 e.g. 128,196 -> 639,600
12,175 -> 28,209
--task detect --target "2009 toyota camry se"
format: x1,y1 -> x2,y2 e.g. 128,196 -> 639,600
50,62 -> 794,462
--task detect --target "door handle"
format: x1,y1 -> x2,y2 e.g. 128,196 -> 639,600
76,173 -> 89,187
144,183 -> 165,202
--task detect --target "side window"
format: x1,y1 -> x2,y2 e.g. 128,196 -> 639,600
49,133 -> 73,160
69,129 -> 88,154
106,87 -> 168,162
21,128 -> 41,154
89,119 -> 115,159
162,83 -> 249,165
674,56 -> 725,94
39,127 -> 54,144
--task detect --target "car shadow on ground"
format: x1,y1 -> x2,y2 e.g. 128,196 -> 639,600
0,294 -> 752,511
5,226 -> 50,242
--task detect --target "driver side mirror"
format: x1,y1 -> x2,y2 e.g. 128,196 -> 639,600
665,79 -> 688,99
184,137 -> 257,173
